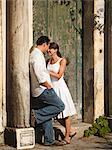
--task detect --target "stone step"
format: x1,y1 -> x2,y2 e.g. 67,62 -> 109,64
53,120 -> 91,139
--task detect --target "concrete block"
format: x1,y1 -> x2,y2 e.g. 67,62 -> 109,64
0,132 -> 4,144
16,128 -> 35,149
5,127 -> 35,149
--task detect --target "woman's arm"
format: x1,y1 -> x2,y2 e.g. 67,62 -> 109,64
49,58 -> 67,79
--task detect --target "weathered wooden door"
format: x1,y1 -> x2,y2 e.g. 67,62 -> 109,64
105,0 -> 112,117
33,0 -> 82,119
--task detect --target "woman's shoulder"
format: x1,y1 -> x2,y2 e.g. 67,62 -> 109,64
60,57 -> 67,62
59,57 -> 67,65
60,57 -> 69,66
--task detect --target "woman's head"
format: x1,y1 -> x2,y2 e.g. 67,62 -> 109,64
48,42 -> 62,57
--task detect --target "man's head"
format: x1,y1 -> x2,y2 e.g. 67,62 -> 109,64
36,36 -> 50,53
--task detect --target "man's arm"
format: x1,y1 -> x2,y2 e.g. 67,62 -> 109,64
33,56 -> 52,89
40,81 -> 52,89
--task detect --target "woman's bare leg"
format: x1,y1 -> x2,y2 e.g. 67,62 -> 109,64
70,114 -> 77,136
64,116 -> 71,143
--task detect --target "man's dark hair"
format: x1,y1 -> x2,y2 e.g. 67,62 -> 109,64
36,36 -> 50,45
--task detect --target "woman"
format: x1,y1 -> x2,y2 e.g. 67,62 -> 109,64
47,42 -> 77,144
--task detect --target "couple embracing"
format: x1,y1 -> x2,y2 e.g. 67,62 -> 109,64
30,36 -> 77,146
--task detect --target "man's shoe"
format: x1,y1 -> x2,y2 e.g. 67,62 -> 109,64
44,140 -> 65,146
53,140 -> 65,146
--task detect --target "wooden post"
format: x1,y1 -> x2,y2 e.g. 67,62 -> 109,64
83,0 -> 104,123
105,0 -> 112,117
0,0 -> 6,143
82,0 -> 94,123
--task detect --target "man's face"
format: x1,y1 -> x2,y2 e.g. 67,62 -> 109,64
43,42 -> 50,53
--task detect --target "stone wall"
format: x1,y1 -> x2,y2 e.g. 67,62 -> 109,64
6,0 -> 33,128
94,0 -> 104,119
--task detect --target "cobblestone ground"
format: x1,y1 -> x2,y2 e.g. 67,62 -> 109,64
0,135 -> 112,150
0,121 -> 112,150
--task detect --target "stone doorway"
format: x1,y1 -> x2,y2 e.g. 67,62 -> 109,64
33,0 -> 82,119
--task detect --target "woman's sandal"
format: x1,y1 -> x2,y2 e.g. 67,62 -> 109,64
62,139 -> 70,145
69,132 -> 77,139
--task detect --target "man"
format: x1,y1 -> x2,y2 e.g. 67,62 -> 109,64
30,36 -> 65,146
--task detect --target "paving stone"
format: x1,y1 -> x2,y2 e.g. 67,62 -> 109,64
0,121 -> 112,150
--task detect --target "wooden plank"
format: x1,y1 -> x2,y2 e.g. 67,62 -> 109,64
47,0 -> 82,118
104,0 -> 112,116
82,0 -> 94,123
33,0 -> 48,43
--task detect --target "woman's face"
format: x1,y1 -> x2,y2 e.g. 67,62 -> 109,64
47,48 -> 57,57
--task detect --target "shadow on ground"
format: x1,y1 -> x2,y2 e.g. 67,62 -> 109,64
35,125 -> 65,145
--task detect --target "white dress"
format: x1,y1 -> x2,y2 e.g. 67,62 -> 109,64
47,58 -> 77,119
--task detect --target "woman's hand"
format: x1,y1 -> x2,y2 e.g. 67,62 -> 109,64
49,58 -> 67,79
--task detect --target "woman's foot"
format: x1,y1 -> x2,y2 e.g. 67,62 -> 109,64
63,137 -> 70,144
70,127 -> 77,139
69,132 -> 77,139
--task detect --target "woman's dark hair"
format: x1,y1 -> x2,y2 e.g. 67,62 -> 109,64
36,36 -> 50,45
49,42 -> 62,57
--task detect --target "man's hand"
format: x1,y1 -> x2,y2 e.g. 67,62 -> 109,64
40,81 -> 52,89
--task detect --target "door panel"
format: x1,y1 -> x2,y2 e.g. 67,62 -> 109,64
33,0 -> 82,119
105,0 -> 112,117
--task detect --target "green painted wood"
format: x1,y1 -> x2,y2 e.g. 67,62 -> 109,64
33,0 -> 82,118
33,0 -> 48,42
